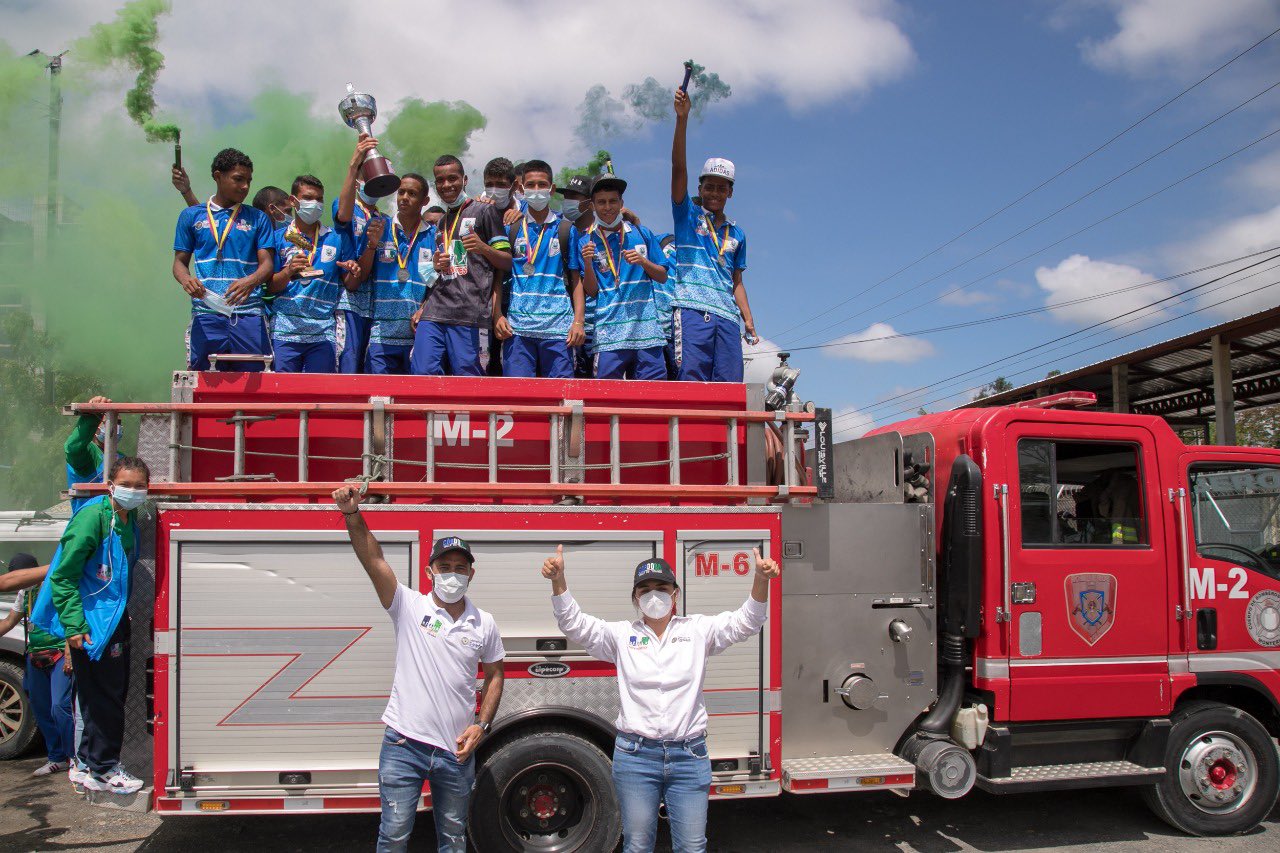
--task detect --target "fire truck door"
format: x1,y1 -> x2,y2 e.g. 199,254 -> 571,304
681,534 -> 771,763
1182,460 -> 1280,672
1006,424 -> 1171,720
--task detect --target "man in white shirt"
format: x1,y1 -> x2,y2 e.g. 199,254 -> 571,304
334,486 -> 505,853
541,546 -> 780,853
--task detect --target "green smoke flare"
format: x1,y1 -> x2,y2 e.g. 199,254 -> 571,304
74,0 -> 180,142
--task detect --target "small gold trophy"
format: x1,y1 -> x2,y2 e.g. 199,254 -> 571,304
283,223 -> 324,279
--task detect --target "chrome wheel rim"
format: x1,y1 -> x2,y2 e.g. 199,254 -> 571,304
0,681 -> 22,741
1178,730 -> 1258,815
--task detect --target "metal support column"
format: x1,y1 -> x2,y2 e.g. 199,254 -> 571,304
610,416 -> 620,484
1111,363 -> 1129,414
668,418 -> 680,486
297,412 -> 309,482
1212,334 -> 1236,446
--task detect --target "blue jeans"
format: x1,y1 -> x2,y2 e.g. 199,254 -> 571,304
377,727 -> 474,853
24,655 -> 75,763
612,732 -> 711,853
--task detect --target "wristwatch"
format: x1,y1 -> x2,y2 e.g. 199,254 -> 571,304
477,721 -> 491,735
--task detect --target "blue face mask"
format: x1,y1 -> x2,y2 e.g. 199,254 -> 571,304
295,199 -> 323,224
111,485 -> 147,511
357,185 -> 376,206
560,199 -> 582,220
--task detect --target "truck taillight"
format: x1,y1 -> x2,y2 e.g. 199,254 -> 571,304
197,800 -> 228,812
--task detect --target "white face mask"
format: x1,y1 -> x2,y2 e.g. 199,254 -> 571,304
444,190 -> 468,210
486,187 -> 511,207
433,571 -> 470,604
524,189 -> 551,211
295,199 -> 324,224
596,210 -> 623,229
637,589 -> 673,620
111,485 -> 147,511
202,290 -> 235,316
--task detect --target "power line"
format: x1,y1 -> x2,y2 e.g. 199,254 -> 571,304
772,25 -> 1280,342
751,246 -> 1280,357
789,102 -> 1280,346
831,252 -> 1280,426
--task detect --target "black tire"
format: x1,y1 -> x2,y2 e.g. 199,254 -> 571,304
470,727 -> 621,853
1142,700 -> 1280,836
0,658 -> 37,760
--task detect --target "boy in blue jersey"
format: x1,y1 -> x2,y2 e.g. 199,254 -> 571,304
569,176 -> 671,380
172,148 -> 277,372
334,134 -> 389,373
359,173 -> 434,375
492,160 -> 585,378
413,155 -> 513,376
268,174 -> 363,373
670,89 -> 759,382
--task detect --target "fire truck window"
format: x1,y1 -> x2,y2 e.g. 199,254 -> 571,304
1188,465 -> 1280,578
1018,440 -> 1146,547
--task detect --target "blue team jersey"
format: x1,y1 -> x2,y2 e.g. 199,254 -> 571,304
270,224 -> 355,343
569,223 -> 670,353
670,193 -> 746,322
508,211 -> 573,339
653,234 -> 678,339
174,200 -> 276,316
332,198 -> 384,316
368,215 -> 437,348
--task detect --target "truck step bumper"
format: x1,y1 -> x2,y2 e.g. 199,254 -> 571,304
782,755 -> 915,794
81,785 -> 152,813
976,760 -> 1163,794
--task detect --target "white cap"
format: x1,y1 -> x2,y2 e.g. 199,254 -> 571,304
700,157 -> 735,183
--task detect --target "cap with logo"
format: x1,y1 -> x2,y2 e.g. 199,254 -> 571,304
590,174 -> 628,197
430,536 -> 475,564
556,175 -> 594,198
632,557 -> 678,589
699,157 -> 735,183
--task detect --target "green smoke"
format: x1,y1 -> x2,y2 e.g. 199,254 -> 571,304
0,10 -> 488,509
74,0 -> 180,142
624,62 -> 731,120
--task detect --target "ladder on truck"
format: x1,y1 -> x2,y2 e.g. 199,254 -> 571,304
69,398 -> 817,503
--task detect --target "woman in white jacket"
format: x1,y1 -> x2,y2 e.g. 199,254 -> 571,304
541,545 -> 781,853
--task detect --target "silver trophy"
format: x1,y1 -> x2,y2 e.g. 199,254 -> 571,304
338,83 -> 401,198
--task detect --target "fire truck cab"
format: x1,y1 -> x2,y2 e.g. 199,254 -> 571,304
68,373 -> 1280,848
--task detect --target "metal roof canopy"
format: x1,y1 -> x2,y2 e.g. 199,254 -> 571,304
962,304 -> 1280,445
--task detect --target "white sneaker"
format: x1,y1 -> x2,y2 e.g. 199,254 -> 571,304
32,760 -> 69,777
68,760 -> 90,786
83,765 -> 144,794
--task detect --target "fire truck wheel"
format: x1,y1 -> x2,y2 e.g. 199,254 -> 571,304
0,659 -> 38,760
470,727 -> 621,852
1143,701 -> 1279,836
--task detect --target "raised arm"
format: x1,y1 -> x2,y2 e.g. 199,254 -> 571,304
671,88 -> 691,203
65,396 -> 108,479
338,134 -> 378,226
0,565 -> 48,594
333,485 -> 398,609
542,545 -> 619,662
704,548 -> 780,656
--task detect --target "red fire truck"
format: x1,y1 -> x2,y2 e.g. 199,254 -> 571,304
69,370 -> 1279,849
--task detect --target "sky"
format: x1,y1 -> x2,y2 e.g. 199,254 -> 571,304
3,0 -> 1280,441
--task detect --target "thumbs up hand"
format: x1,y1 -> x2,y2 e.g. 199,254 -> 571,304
542,544 -> 565,581
753,547 -> 781,579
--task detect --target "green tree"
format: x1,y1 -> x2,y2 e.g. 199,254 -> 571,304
974,376 -> 1014,400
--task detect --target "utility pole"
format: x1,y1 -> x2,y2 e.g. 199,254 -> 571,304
46,52 -> 63,244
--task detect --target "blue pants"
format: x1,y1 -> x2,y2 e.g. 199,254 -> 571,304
377,727 -> 474,853
272,339 -> 336,373
595,346 -> 668,380
574,334 -> 595,379
612,733 -> 711,853
674,308 -> 743,382
24,655 -> 75,763
503,335 -> 574,378
365,343 -> 412,375
411,321 -> 485,377
188,312 -> 270,372
340,311 -> 373,374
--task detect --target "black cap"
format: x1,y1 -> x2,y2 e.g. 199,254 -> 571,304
429,536 -> 475,564
557,174 -> 593,197
591,174 -> 628,197
632,557 -> 678,589
5,552 -> 37,572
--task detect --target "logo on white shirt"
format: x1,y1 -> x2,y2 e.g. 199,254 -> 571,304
422,616 -> 444,637
320,244 -> 337,263
628,635 -> 652,649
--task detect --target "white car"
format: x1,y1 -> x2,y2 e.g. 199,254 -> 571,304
0,511 -> 68,760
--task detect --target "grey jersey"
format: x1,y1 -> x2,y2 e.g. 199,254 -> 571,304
421,200 -> 511,327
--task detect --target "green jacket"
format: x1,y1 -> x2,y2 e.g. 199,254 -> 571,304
65,414 -> 104,481
16,590 -> 63,654
49,498 -> 135,637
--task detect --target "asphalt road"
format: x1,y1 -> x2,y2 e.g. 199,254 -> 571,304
1,754 -> 1277,852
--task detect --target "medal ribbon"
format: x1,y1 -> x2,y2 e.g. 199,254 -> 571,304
591,225 -> 620,279
521,217 -> 551,269
394,217 -> 428,275
704,214 -> 730,258
206,200 -> 242,258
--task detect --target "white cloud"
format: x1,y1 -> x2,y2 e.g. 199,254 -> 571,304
826,322 -> 935,363
1034,254 -> 1170,324
1080,0 -> 1280,74
1,0 -> 915,169
1233,149 -> 1280,197
940,288 -> 999,307
1168,204 -> 1280,315
831,404 -> 876,440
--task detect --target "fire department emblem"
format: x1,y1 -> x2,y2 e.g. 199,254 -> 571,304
1245,590 -> 1280,648
1066,573 -> 1117,646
